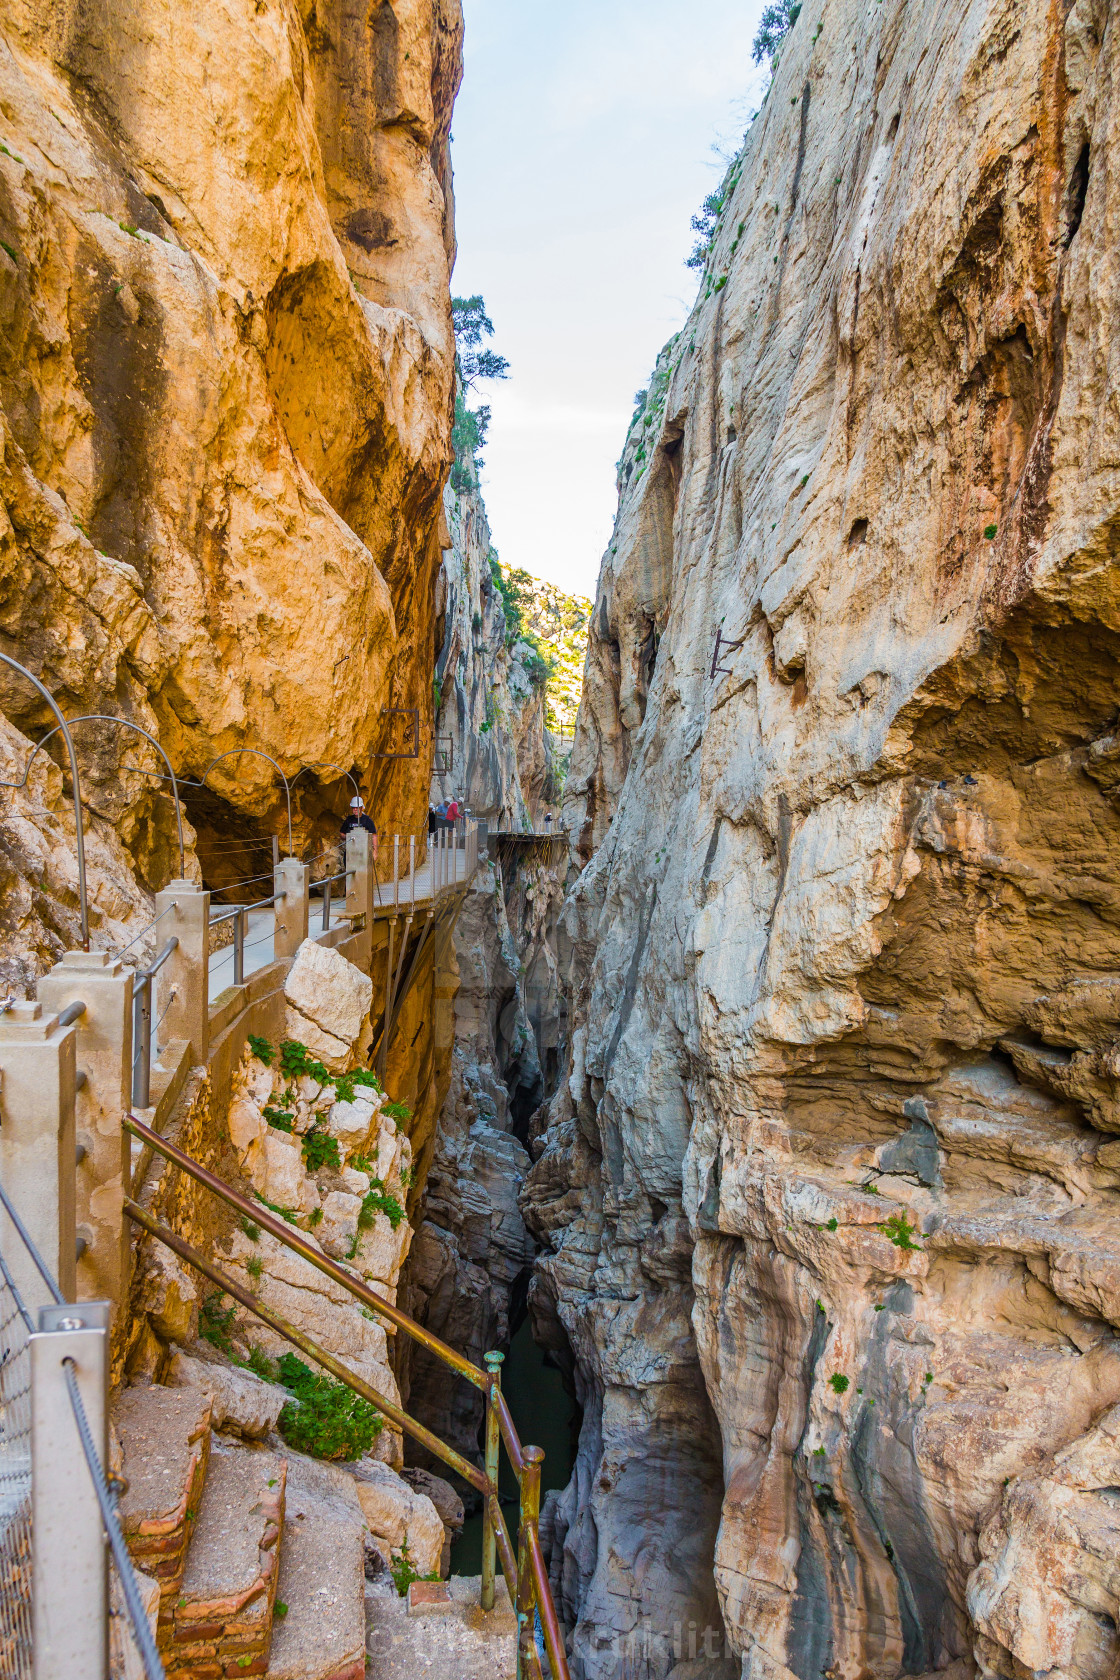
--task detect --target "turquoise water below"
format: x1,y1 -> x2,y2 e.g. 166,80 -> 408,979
450,1316 -> 577,1576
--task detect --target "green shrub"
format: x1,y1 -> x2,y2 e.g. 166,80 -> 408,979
381,1101 -> 411,1129
752,0 -> 801,64
332,1067 -> 382,1106
984,523 -> 998,540
246,1255 -> 263,1281
879,1212 -> 922,1252
359,1184 -> 404,1232
239,1215 -> 261,1242
302,1128 -> 341,1173
276,1353 -> 383,1460
263,1105 -> 294,1133
248,1034 -> 275,1066
245,1344 -> 273,1379
828,1374 -> 849,1394
279,1039 -> 332,1089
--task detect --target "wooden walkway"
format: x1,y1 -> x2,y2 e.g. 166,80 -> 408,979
206,836 -> 476,1002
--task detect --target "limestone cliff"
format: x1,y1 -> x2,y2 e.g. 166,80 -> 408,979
430,475 -> 559,826
534,2 -> 1120,1677
402,470 -> 571,1466
0,0 -> 462,987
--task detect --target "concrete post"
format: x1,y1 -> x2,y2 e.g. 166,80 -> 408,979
0,1001 -> 77,1311
274,856 -> 309,962
155,880 -> 210,1064
345,828 -> 375,926
38,952 -> 132,1309
32,1300 -> 110,1680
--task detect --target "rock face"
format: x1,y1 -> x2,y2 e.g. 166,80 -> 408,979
431,475 -> 555,826
535,2 -> 1120,1677
0,0 -> 462,984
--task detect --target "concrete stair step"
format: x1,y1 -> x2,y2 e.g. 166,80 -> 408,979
266,1451 -> 366,1680
165,1439 -> 286,1678
113,1385 -> 213,1617
365,1575 -> 516,1679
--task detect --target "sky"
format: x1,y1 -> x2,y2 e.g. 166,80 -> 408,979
450,0 -> 770,601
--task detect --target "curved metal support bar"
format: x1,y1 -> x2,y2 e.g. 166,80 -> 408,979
26,713 -> 186,878
290,761 -> 362,803
202,748 -> 293,857
0,654 -> 89,948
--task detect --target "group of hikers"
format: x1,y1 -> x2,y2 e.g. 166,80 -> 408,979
336,793 -> 464,855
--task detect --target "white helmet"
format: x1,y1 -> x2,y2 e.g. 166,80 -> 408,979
350,796 -> 364,809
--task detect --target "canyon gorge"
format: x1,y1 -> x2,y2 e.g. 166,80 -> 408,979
2,0 -> 1120,1679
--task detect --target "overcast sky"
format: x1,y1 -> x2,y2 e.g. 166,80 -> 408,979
450,0 -> 769,601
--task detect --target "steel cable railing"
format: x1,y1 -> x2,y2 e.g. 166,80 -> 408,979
123,1109 -> 569,1680
0,1179 -> 165,1678
61,1360 -> 164,1680
115,900 -> 178,961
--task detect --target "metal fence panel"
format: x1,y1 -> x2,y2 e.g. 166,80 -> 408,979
0,1248 -> 32,1680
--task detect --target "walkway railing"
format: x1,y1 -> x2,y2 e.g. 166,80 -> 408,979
123,1111 -> 569,1680
0,1177 -> 164,1680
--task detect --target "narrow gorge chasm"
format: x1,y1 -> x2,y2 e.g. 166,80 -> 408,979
4,0 -> 1120,1679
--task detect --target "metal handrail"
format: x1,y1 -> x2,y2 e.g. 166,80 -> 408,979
131,937 -> 179,1107
0,652 -> 89,947
116,901 -> 177,958
208,890 -> 283,927
123,1112 -> 485,1385
122,1108 -> 571,1679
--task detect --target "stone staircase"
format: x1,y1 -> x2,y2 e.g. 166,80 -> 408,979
112,1382 -> 517,1680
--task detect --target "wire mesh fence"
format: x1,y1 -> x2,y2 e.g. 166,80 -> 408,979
0,1248 -> 33,1680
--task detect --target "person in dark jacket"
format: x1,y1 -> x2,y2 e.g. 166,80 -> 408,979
340,796 -> 378,857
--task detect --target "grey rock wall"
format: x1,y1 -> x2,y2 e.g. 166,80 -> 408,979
533,1 -> 1120,1676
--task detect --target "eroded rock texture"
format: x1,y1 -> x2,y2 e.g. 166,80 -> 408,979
0,0 -> 461,985
536,1 -> 1120,1676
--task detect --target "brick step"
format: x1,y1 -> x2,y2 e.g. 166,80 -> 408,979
266,1451 -> 367,1680
114,1386 -> 213,1620
165,1440 -> 286,1679
365,1574 -> 516,1679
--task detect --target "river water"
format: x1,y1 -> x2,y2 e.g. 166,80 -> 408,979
450,1316 -> 578,1576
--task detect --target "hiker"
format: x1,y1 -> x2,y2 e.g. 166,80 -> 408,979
340,795 -> 378,856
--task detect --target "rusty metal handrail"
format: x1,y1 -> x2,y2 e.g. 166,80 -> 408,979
123,1201 -> 526,1629
123,1200 -> 491,1490
122,1111 -> 487,1388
